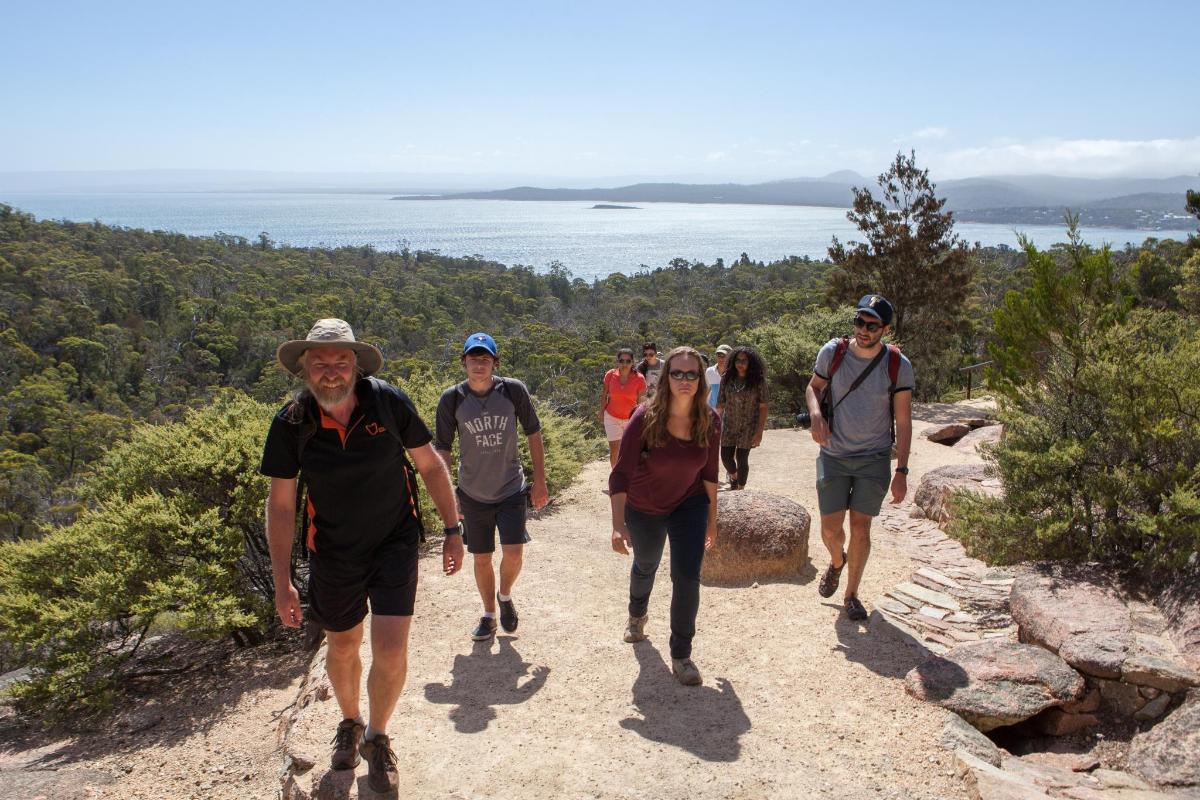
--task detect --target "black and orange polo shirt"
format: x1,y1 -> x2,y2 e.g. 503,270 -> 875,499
260,378 -> 432,563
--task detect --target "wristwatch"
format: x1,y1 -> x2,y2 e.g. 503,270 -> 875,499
895,466 -> 910,475
444,524 -> 463,536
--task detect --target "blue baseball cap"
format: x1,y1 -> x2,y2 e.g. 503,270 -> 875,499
462,332 -> 498,356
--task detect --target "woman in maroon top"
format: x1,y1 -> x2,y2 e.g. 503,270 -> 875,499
608,346 -> 721,686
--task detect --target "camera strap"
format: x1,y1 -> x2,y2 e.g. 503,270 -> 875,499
830,346 -> 888,413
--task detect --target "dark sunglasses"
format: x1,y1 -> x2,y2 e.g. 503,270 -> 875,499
668,370 -> 701,381
617,358 -> 633,363
853,316 -> 884,333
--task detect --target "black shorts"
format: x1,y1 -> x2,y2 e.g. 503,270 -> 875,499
307,531 -> 419,632
458,487 -> 531,554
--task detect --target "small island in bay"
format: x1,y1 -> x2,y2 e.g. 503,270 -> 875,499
591,203 -> 640,210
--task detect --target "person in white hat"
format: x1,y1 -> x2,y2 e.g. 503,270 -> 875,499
260,318 -> 461,794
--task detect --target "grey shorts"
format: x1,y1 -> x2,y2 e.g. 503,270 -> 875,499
816,452 -> 892,517
458,487 -> 531,554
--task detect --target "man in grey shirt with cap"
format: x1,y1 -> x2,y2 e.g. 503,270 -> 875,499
436,333 -> 549,640
804,295 -> 914,622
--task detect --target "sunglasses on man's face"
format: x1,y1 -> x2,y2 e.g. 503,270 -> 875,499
669,370 -> 701,381
853,316 -> 884,333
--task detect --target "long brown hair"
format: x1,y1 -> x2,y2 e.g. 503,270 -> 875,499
641,346 -> 713,449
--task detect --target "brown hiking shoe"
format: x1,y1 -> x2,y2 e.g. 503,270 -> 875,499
359,733 -> 399,793
672,657 -> 702,686
623,614 -> 648,643
330,718 -> 364,770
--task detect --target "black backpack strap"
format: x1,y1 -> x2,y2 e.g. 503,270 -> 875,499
291,399 -> 319,562
367,377 -> 427,543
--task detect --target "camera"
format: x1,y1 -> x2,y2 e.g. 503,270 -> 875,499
795,397 -> 831,430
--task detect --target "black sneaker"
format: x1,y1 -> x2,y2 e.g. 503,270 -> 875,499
818,551 -> 846,598
329,718 -> 363,770
845,595 -> 868,621
471,616 -> 497,640
497,592 -> 518,633
359,733 -> 399,793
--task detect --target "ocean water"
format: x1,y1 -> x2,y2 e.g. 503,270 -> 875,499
1,192 -> 1187,281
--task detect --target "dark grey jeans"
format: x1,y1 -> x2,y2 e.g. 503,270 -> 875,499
625,492 -> 709,659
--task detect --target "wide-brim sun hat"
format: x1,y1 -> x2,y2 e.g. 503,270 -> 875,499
276,318 -> 383,377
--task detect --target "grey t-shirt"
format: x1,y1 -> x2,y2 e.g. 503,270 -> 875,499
434,377 -> 541,504
638,358 -> 663,397
813,338 -> 915,458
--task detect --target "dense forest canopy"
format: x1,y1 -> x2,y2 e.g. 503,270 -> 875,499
2,202 -> 1195,542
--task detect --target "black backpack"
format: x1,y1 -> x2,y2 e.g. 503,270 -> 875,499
292,377 -> 426,556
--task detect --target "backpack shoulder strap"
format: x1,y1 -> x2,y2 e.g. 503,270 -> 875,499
366,377 -> 426,542
886,344 -> 901,390
828,335 -> 852,378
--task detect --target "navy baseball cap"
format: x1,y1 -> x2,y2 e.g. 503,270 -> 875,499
462,332 -> 498,356
856,294 -> 894,325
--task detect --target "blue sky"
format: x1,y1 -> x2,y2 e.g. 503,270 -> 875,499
2,0 -> 1196,180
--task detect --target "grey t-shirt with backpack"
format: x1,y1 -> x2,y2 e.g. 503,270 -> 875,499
813,338 -> 915,459
434,376 -> 541,504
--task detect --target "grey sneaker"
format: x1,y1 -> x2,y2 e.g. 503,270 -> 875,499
672,657 -> 702,686
329,718 -> 363,770
359,733 -> 399,793
623,614 -> 648,643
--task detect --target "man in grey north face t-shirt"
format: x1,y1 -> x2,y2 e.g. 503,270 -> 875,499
803,294 -> 914,624
435,333 -> 549,642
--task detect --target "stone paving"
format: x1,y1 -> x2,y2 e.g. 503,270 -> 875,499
871,502 -> 1019,655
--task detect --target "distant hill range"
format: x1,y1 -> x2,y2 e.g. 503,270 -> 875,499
399,172 -> 1200,231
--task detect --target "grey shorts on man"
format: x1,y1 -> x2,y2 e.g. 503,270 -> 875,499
816,452 -> 892,517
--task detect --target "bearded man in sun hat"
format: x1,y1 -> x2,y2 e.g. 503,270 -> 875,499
260,318 -> 462,794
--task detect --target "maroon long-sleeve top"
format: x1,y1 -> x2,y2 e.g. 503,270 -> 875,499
608,405 -> 722,515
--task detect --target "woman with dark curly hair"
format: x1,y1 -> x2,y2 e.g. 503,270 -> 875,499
715,346 -> 769,490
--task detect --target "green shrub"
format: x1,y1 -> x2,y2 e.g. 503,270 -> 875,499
950,233 -> 1200,573
739,305 -> 856,419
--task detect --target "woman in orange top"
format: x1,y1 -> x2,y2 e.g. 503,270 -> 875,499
600,347 -> 647,466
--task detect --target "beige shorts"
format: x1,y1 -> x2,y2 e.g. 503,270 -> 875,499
604,411 -> 631,442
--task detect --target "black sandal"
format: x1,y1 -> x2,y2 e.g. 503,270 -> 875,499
818,550 -> 846,598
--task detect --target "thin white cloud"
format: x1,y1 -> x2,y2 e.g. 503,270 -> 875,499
705,151 -> 728,161
929,137 -> 1200,178
913,126 -> 948,140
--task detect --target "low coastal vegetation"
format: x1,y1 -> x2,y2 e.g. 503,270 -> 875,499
0,168 -> 1196,715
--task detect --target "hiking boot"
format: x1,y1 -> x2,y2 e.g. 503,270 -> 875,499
329,718 -> 364,770
359,733 -> 399,794
623,614 -> 648,643
672,657 -> 702,686
845,595 -> 868,621
497,592 -> 518,633
471,616 -> 497,641
818,550 -> 847,598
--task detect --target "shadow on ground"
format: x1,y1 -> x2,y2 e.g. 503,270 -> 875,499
619,641 -> 750,762
832,611 -> 932,680
423,637 -> 550,733
1,634 -> 312,767
703,561 -> 817,589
